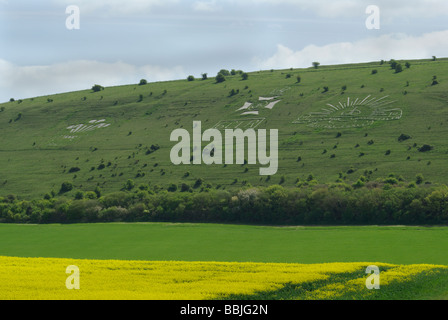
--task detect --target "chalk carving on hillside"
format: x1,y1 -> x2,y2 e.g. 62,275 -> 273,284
212,87 -> 290,130
236,87 -> 290,116
293,95 -> 402,129
64,119 -> 111,139
213,118 -> 266,130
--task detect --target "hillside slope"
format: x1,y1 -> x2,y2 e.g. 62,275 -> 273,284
1,58 -> 447,198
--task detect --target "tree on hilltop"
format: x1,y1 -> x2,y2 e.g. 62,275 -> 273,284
92,84 -> 104,92
215,73 -> 226,83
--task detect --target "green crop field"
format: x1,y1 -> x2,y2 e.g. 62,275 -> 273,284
1,223 -> 448,265
1,58 -> 448,199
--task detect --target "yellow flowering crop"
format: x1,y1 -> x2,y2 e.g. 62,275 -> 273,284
0,256 -> 445,300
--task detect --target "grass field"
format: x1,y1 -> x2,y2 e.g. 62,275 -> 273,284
1,58 -> 448,199
1,223 -> 448,265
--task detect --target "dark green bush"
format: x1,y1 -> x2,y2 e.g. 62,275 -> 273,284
215,73 -> 226,83
218,69 -> 230,76
398,134 -> 411,142
91,84 -> 104,92
59,182 -> 73,194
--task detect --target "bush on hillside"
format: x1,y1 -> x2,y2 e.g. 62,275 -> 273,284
216,73 -> 226,83
59,182 -> 73,194
92,84 -> 104,92
218,69 -> 230,76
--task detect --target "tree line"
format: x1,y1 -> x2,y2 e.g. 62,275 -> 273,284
1,181 -> 448,225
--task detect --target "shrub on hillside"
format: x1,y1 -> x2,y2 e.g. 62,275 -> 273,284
124,179 -> 135,191
218,69 -> 230,76
390,60 -> 398,69
418,145 -> 433,152
229,89 -> 239,97
398,134 -> 411,142
416,174 -> 424,185
59,182 -> 73,194
194,178 -> 204,189
431,76 -> 439,86
215,73 -> 226,83
68,167 -> 81,173
181,183 -> 192,192
92,84 -> 104,92
168,184 -> 178,192
395,64 -> 403,73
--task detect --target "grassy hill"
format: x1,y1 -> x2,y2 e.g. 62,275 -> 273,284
1,58 -> 448,199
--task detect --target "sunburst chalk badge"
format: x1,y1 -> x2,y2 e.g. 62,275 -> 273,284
293,95 -> 402,129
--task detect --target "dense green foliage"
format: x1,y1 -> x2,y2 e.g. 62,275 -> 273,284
1,180 -> 448,225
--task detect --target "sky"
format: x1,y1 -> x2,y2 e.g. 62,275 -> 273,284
0,0 -> 447,102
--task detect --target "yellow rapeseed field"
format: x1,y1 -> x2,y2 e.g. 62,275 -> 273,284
0,256 -> 444,300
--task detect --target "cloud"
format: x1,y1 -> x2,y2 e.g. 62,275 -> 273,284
0,59 -> 185,102
193,0 -> 221,12
226,0 -> 448,18
52,0 -> 179,15
254,30 -> 448,69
